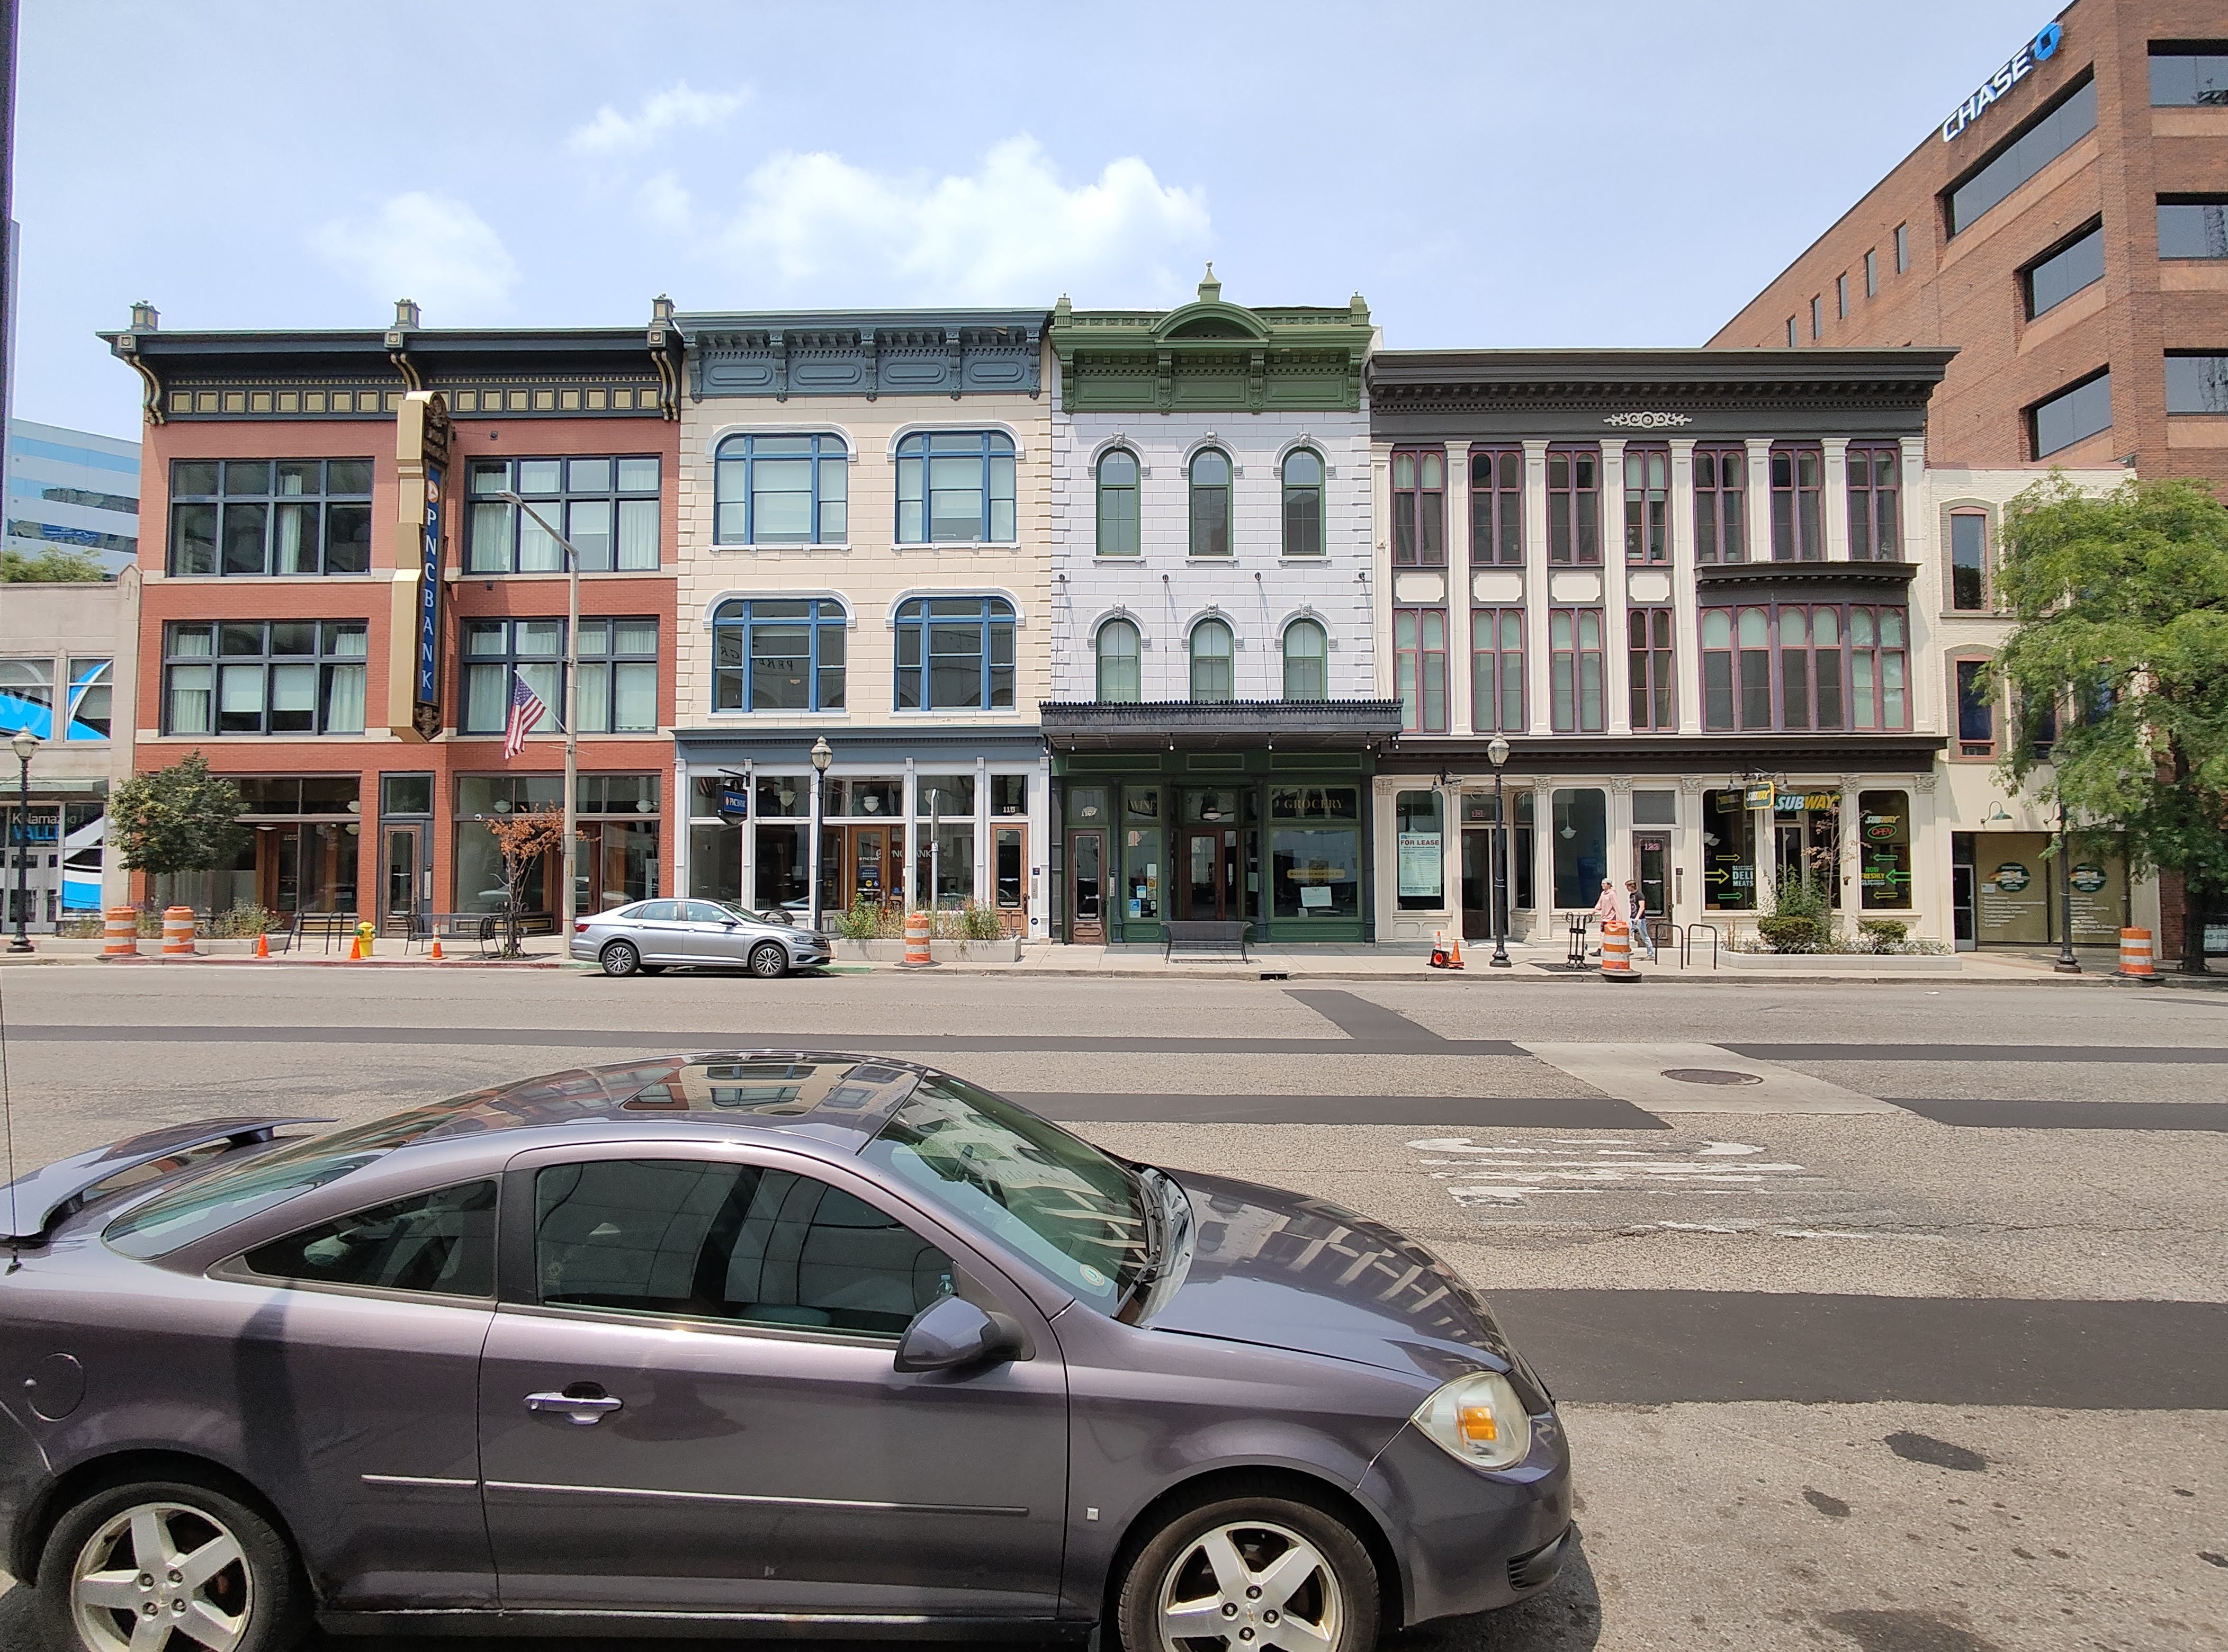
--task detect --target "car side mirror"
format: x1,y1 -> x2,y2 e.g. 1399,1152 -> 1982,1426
721,920 -> 738,929
894,1295 -> 1024,1373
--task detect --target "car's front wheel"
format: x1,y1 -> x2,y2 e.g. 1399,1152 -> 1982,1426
599,940 -> 641,977
38,1477 -> 304,1652
749,942 -> 789,980
1118,1490 -> 1379,1652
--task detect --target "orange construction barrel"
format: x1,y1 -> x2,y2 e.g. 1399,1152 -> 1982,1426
160,905 -> 196,957
1600,919 -> 1639,981
2117,927 -> 2159,982
902,909 -> 935,968
103,906 -> 139,957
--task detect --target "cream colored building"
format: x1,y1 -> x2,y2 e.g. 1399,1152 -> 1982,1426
668,311 -> 1055,933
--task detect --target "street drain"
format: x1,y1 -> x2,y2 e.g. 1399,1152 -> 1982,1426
1660,1068 -> 1765,1087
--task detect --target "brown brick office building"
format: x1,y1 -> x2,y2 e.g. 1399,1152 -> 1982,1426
104,303 -> 685,931
1716,2 -> 2228,963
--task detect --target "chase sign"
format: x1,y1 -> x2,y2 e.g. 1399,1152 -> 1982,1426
1942,20 -> 2064,142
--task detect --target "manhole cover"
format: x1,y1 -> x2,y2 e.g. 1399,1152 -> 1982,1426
1660,1067 -> 1765,1087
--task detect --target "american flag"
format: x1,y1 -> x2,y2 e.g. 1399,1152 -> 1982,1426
502,670 -> 548,760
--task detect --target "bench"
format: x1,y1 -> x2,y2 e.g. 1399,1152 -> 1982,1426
1164,919 -> 1252,962
407,911 -> 506,959
291,912 -> 361,955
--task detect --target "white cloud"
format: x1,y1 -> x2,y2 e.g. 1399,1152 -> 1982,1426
570,83 -> 748,155
309,192 -> 519,320
637,170 -> 694,235
700,136 -> 1210,304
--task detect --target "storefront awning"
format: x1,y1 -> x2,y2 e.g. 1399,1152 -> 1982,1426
673,726 -> 1049,767
1041,700 -> 1404,753
1378,732 -> 1948,774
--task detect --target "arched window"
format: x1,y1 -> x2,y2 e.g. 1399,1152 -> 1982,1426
714,434 -> 848,546
1096,618 -> 1140,703
896,430 -> 1016,544
1282,450 -> 1324,558
894,596 -> 1016,710
1097,450 -> 1139,557
1282,619 -> 1327,701
1189,448 -> 1232,557
1189,618 -> 1234,702
712,598 -> 846,713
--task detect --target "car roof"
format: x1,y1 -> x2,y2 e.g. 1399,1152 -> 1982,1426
418,1052 -> 930,1153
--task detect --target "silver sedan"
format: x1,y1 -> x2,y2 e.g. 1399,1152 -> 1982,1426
570,899 -> 832,978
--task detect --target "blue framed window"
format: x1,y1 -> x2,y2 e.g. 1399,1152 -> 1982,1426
894,596 -> 1015,710
897,431 -> 1016,544
714,434 -> 848,546
712,598 -> 847,713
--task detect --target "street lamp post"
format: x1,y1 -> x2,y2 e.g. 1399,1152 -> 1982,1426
499,493 -> 582,945
8,731 -> 39,953
1486,734 -> 1512,969
2053,800 -> 2082,974
808,736 -> 833,931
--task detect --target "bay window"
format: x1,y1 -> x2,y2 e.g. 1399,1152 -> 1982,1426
1703,602 -> 1907,733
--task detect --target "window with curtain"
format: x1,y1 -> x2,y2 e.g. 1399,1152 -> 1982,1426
1699,602 -> 1901,733
1096,450 -> 1139,556
161,621 -> 367,736
1623,447 -> 1668,564
1189,618 -> 1234,702
1395,607 -> 1447,732
1391,449 -> 1444,567
1096,618 -> 1140,703
1549,608 -> 1603,733
1546,446 -> 1600,565
574,618 -> 659,733
1693,446 -> 1747,563
1282,450 -> 1324,557
896,430 -> 1016,543
1627,608 -> 1674,731
1849,607 -> 1909,731
467,455 -> 660,572
1188,450 -> 1232,556
1281,618 -> 1326,701
1702,607 -> 1773,732
462,620 -> 564,735
713,598 -> 847,714
1769,445 -> 1823,561
1469,447 -> 1522,566
1775,605 -> 1844,731
1846,443 -> 1901,560
713,434 -> 847,545
166,459 -> 373,577
1470,608 -> 1523,733
894,596 -> 1016,710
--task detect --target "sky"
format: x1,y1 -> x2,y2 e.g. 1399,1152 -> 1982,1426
13,0 -> 2058,441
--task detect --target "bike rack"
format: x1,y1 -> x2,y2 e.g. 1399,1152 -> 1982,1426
1682,922 -> 1720,970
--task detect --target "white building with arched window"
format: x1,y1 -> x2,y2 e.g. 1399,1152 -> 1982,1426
1043,274 -> 1396,947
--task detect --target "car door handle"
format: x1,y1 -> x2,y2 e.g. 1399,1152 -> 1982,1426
525,1389 -> 624,1425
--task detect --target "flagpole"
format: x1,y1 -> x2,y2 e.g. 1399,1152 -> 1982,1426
502,492 -> 581,948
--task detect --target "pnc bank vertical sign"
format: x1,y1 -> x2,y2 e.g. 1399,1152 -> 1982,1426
1941,20 -> 2064,142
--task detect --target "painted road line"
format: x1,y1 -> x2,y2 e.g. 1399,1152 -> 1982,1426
1012,1093 -> 1665,1127
1729,1042 -> 2228,1065
1519,1042 -> 1899,1114
1888,1097 -> 2228,1131
1491,1291 -> 2228,1408
1411,1133 -> 1816,1207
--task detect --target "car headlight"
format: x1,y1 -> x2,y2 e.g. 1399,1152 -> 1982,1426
1412,1370 -> 1533,1471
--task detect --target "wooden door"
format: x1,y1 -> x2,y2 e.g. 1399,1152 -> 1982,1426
993,825 -> 1026,933
1068,830 -> 1105,943
1178,828 -> 1237,921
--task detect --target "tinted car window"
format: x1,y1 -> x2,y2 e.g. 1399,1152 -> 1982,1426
630,901 -> 678,921
535,1159 -> 953,1337
241,1180 -> 497,1297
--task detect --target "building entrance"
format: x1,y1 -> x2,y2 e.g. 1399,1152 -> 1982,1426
1177,827 -> 1240,921
819,823 -> 904,914
382,824 -> 424,930
1634,833 -> 1669,928
1068,829 -> 1106,944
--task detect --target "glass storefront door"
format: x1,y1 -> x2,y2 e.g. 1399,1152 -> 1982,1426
1634,833 -> 1669,927
1069,829 -> 1105,943
1177,828 -> 1239,921
383,824 -> 423,928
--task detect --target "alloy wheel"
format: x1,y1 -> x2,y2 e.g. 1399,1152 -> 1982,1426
70,1501 -> 253,1652
1154,1519 -> 1341,1651
749,943 -> 787,978
601,940 -> 639,977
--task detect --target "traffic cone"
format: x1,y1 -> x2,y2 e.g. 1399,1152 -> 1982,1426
429,938 -> 444,962
254,931 -> 269,959
1429,930 -> 1451,968
1446,931 -> 1465,969
348,934 -> 363,961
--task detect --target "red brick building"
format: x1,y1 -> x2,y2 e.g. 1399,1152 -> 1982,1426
104,301 -> 685,930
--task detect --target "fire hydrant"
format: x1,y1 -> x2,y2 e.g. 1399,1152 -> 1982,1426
355,918 -> 375,959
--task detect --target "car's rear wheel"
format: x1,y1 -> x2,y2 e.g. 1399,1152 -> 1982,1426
749,942 -> 788,980
599,940 -> 641,977
38,1478 -> 303,1652
1118,1492 -> 1379,1652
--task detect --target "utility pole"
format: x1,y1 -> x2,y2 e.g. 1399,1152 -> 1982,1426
500,494 -> 582,943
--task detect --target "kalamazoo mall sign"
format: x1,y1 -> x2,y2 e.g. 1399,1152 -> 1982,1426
1940,20 -> 2065,144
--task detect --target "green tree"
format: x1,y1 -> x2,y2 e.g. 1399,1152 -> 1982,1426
1993,474 -> 2228,972
1,546 -> 111,582
108,752 -> 248,883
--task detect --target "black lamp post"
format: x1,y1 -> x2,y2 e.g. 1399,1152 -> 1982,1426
1487,734 -> 1512,968
2053,799 -> 2081,974
8,730 -> 38,953
807,735 -> 832,931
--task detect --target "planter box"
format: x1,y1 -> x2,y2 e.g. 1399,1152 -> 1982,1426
833,936 -> 1023,964
1719,949 -> 1962,973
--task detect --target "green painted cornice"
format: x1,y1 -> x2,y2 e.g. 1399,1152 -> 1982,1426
1050,267 -> 1373,415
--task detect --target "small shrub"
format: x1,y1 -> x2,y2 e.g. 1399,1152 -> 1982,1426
58,915 -> 106,939
1770,877 -> 1831,922
206,903 -> 280,938
1858,918 -> 1908,946
834,895 -> 902,940
1756,915 -> 1822,951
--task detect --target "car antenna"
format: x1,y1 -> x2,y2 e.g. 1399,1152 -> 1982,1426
1,966 -> 19,1272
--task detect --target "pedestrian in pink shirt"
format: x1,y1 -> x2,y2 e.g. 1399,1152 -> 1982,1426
1588,878 -> 1621,956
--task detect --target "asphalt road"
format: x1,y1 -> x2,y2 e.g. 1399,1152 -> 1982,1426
0,965 -> 2222,1652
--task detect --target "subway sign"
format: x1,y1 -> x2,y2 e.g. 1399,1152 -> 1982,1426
1941,20 -> 2063,142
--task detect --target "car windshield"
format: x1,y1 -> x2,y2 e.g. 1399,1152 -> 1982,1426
103,1106 -> 462,1258
861,1074 -> 1149,1308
